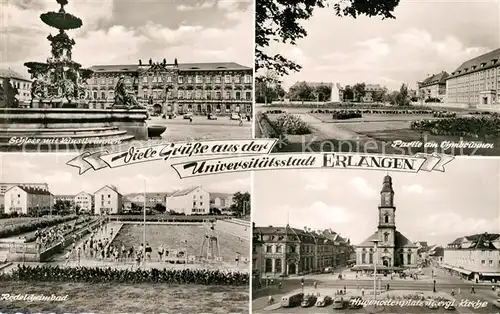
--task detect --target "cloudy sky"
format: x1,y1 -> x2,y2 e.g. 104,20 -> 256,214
253,158 -> 500,247
1,0 -> 252,78
265,0 -> 500,90
0,153 -> 250,195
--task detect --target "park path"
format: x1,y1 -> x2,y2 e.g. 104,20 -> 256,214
298,113 -> 373,142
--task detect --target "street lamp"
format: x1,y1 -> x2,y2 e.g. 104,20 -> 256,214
371,239 -> 380,303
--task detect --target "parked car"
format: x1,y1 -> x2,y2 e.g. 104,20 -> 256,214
230,113 -> 240,120
315,295 -> 332,307
333,296 -> 344,309
301,295 -> 317,308
348,297 -> 363,309
281,292 -> 303,308
183,112 -> 193,119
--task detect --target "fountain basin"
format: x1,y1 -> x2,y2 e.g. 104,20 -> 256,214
148,125 -> 167,139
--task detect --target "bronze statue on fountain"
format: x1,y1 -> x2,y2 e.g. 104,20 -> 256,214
23,0 -> 91,108
111,76 -> 145,109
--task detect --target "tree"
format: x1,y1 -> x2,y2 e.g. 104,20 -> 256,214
372,87 -> 388,103
315,85 -> 331,101
288,81 -> 315,101
396,83 -> 410,106
154,203 -> 166,213
229,192 -> 251,217
53,200 -> 72,216
256,0 -> 400,76
255,72 -> 286,104
352,83 -> 366,102
343,85 -> 354,101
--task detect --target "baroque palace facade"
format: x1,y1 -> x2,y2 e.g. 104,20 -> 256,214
84,59 -> 253,115
253,223 -> 353,278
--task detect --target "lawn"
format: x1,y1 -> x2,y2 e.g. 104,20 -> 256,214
111,224 -> 249,263
0,281 -> 248,314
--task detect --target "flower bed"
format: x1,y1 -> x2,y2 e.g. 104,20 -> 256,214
256,112 -> 280,138
433,111 -> 457,118
0,265 -> 248,286
309,109 -> 435,115
265,109 -> 286,114
0,215 -> 78,239
272,114 -> 311,135
411,116 -> 500,137
332,110 -> 362,120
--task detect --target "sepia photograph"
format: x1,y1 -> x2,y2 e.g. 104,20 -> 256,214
252,158 -> 500,313
255,0 -> 500,156
0,153 -> 250,313
0,0 -> 253,152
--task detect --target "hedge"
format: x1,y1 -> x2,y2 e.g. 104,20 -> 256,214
0,265 -> 249,286
332,111 -> 362,120
411,116 -> 500,137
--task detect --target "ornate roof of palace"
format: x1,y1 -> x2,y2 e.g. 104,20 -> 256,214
447,233 -> 500,250
357,230 -> 417,248
0,68 -> 31,82
254,225 -> 350,245
448,48 -> 500,79
88,62 -> 251,73
5,186 -> 52,195
419,71 -> 448,87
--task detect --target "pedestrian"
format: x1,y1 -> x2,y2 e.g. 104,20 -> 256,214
64,249 -> 72,266
158,244 -> 164,262
343,286 -> 346,294
189,116 -> 193,123
314,281 -> 317,289
362,288 -> 365,297
238,114 -> 243,126
301,277 -> 304,292
279,281 -> 282,289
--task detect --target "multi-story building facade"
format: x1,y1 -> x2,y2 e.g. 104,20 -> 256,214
123,192 -> 170,211
94,185 -> 123,215
166,186 -> 210,215
210,192 -> 234,215
354,175 -> 418,272
253,224 -> 352,277
84,60 -> 253,116
443,233 -> 500,282
361,84 -> 384,102
0,68 -> 32,104
74,191 -> 94,213
4,186 -> 53,215
53,194 -> 75,203
446,48 -> 500,106
252,222 -> 263,286
0,182 -> 49,212
417,71 -> 448,102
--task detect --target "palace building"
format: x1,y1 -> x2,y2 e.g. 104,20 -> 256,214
353,175 -> 417,272
84,59 -> 253,116
446,48 -> 500,106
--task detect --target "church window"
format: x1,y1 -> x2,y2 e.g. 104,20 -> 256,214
369,253 -> 373,264
384,215 -> 389,223
362,253 -> 366,264
384,233 -> 389,242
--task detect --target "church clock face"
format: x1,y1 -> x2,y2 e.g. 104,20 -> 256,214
383,193 -> 391,205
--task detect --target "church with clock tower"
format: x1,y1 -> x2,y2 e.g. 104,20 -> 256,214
354,175 -> 418,271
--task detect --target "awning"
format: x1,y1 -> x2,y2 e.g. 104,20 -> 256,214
481,272 -> 500,277
441,264 -> 472,275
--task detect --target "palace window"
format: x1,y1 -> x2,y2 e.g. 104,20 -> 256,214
245,92 -> 251,100
107,77 -> 113,84
195,90 -> 201,99
225,91 -> 231,99
93,91 -> 97,99
166,76 -> 172,83
244,75 -> 251,84
235,92 -> 241,100
187,76 -> 193,84
215,76 -> 221,84
196,75 -> 202,84
178,76 -> 183,84
101,91 -> 105,99
225,75 -> 231,83
205,76 -> 211,84
234,75 -> 240,84
266,246 -> 272,253
215,91 -> 221,99
226,104 -> 231,111
186,91 -> 191,99
108,91 -> 113,99
204,90 -> 211,99
178,90 -> 184,99
276,245 -> 282,253
93,78 -> 98,84
142,76 -> 148,83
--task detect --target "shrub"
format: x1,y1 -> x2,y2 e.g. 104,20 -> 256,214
0,265 -> 249,286
272,114 -> 311,135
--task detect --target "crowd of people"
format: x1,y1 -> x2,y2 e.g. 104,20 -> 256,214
34,222 -> 75,252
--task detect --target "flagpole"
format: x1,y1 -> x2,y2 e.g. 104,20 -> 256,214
143,179 -> 146,269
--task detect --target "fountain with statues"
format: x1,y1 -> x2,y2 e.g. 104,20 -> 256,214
0,0 -> 165,150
